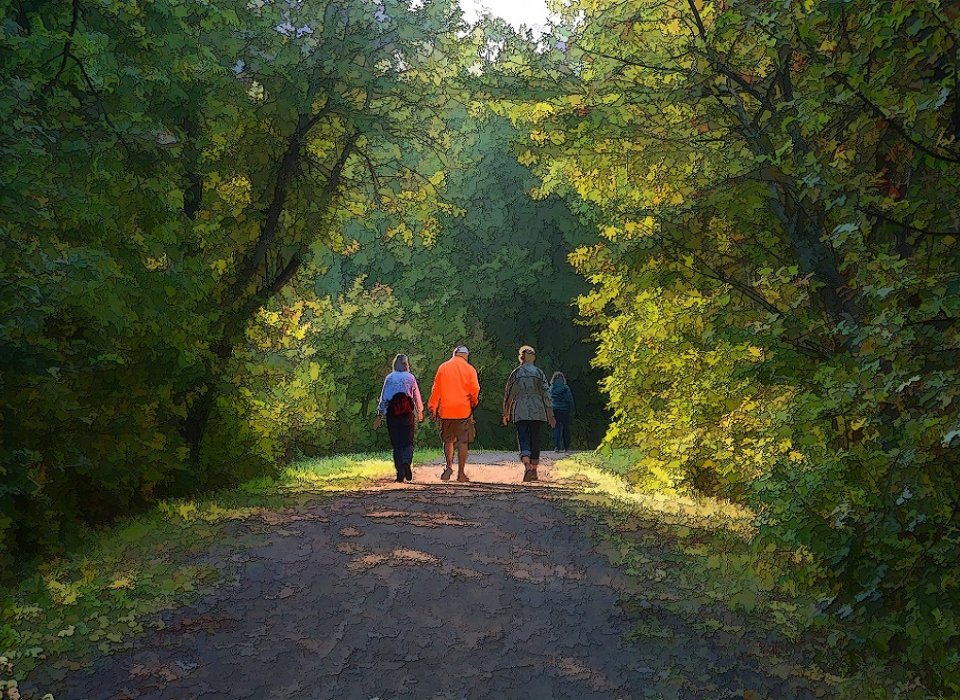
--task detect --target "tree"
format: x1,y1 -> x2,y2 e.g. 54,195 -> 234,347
491,0 -> 960,691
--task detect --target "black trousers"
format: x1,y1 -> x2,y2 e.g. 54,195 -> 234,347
552,410 -> 571,450
516,420 -> 542,462
386,412 -> 415,475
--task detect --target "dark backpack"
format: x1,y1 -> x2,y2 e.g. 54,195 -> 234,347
388,392 -> 414,416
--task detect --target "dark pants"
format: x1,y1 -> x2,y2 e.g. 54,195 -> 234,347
516,420 -> 543,463
387,413 -> 415,476
552,410 -> 571,450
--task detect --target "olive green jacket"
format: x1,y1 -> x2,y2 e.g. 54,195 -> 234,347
502,363 -> 554,423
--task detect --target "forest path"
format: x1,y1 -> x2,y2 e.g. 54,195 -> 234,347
48,453 -> 826,700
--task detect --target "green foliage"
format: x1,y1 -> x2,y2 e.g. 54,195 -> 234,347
491,0 -> 960,693
0,0 -> 604,577
0,0 -> 472,570
335,115 -> 608,447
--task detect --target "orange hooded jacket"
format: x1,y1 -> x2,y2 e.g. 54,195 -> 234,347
427,355 -> 480,420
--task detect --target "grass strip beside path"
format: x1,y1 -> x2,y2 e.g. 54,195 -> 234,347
550,452 -> 909,699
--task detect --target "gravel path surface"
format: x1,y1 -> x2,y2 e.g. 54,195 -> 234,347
50,454 -> 824,700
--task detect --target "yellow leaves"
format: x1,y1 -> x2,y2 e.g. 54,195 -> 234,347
788,451 -> 806,463
109,576 -> 134,590
247,80 -> 265,101
528,130 -> 567,145
624,218 -> 655,237
216,175 -> 252,209
517,150 -> 538,166
45,579 -> 81,606
386,222 -> 414,245
529,101 -> 559,123
747,346 -> 764,360
663,19 -> 684,36
143,253 -> 169,272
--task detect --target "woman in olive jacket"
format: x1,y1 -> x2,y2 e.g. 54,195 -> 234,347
502,345 -> 555,482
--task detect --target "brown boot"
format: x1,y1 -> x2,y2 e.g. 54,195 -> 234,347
522,468 -> 538,482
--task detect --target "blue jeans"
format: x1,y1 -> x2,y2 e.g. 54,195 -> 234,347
552,410 -> 571,450
516,420 -> 543,462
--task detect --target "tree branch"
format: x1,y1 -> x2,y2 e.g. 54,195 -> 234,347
861,206 -> 960,237
44,0 -> 81,91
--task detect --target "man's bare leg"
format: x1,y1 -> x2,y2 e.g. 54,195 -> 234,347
456,442 -> 470,482
440,439 -> 455,480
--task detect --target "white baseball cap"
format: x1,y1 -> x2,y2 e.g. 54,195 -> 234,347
454,345 -> 469,355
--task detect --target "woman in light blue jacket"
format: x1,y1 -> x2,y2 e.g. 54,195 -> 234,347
373,354 -> 424,482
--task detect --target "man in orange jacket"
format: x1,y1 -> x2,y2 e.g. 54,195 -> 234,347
427,345 -> 480,482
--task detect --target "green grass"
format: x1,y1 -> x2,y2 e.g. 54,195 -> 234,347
0,450 -> 441,698
551,451 -> 910,698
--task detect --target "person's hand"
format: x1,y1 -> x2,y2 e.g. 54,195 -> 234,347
429,410 -> 437,423
502,415 -> 509,426
417,411 -> 425,423
373,414 -> 383,430
548,417 -> 557,429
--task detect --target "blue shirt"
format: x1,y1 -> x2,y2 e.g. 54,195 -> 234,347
549,383 -> 575,413
377,371 -> 424,416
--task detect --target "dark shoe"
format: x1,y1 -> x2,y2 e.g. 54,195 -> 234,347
523,468 -> 539,482
404,463 -> 413,481
440,467 -> 453,481
456,472 -> 470,483
395,473 -> 405,483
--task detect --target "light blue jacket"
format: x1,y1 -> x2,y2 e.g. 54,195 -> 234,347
377,371 -> 424,416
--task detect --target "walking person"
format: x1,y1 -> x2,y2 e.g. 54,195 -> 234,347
373,354 -> 424,482
549,371 -> 575,452
427,345 -> 480,482
502,345 -> 555,482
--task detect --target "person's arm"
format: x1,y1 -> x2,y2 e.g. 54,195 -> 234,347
502,369 -> 516,425
468,367 -> 480,410
376,375 -> 390,415
374,376 -> 389,429
412,376 -> 424,421
427,367 -> 442,420
540,371 -> 555,425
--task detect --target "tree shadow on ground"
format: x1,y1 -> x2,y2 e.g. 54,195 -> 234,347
34,481 -> 837,700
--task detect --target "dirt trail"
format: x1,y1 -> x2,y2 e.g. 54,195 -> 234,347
46,453 -> 824,700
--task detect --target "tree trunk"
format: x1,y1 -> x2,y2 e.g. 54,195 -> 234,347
178,132 -> 358,467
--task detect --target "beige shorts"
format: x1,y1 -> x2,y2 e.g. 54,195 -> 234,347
440,417 -> 476,445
